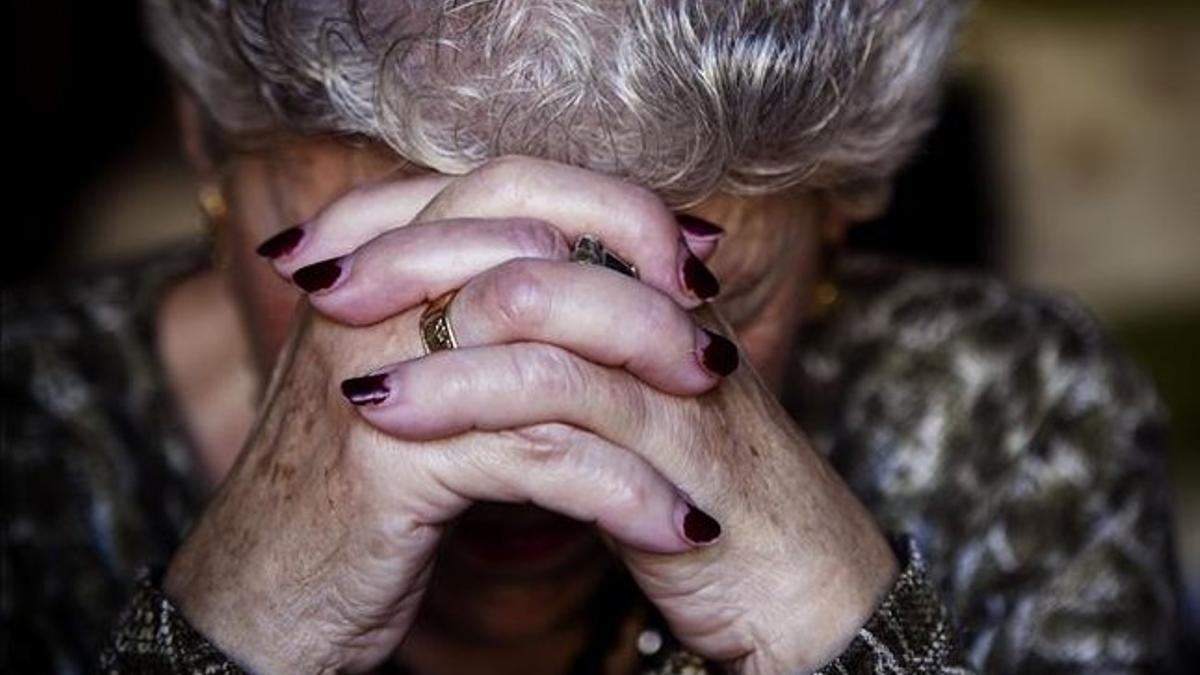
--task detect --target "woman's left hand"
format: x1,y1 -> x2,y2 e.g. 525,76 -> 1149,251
364,307 -> 899,674
263,157 -> 898,674
359,311 -> 899,674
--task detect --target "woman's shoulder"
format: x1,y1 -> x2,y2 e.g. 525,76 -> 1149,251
792,253 -> 1168,493
818,254 -> 1140,369
789,255 -> 1181,671
3,242 -> 207,357
1,239 -> 209,497
2,242 -> 208,461
1,242 -> 208,671
794,254 -> 1163,431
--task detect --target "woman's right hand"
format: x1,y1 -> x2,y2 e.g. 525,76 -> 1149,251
162,158 -> 721,674
163,305 -> 702,673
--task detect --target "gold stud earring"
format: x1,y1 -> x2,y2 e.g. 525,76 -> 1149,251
810,192 -> 844,320
198,185 -> 228,221
811,242 -> 840,319
197,185 -> 231,269
813,277 -> 839,313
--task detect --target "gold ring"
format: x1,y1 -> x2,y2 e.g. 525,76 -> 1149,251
420,290 -> 459,353
571,234 -> 639,279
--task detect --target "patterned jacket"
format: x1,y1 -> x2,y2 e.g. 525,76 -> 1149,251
1,245 -> 1184,673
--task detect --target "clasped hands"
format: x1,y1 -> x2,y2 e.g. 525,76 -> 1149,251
163,156 -> 897,675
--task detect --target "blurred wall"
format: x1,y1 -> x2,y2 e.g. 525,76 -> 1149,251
969,1 -> 1200,623
3,1 -> 176,283
974,5 -> 1200,317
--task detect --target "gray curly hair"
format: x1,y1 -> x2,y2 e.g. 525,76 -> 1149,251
143,0 -> 966,208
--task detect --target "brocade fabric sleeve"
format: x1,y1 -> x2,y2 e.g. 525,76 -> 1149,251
644,538 -> 976,675
790,259 -> 1185,672
98,571 -> 246,675
96,544 -> 973,675
1,246 -> 209,673
813,538 -> 974,675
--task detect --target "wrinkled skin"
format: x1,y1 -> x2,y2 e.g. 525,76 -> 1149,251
163,129 -> 897,675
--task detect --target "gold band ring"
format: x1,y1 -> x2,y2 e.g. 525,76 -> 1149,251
420,290 -> 459,353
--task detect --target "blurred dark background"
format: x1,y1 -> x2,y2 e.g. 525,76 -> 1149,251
5,0 -> 1198,640
2,3 -> 1006,284
5,2 -> 173,282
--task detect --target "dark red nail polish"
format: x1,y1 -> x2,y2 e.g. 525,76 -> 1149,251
683,505 -> 721,544
700,329 -> 739,376
255,226 -> 304,258
678,214 -> 724,239
340,374 -> 390,406
292,258 -> 342,293
682,253 -> 720,299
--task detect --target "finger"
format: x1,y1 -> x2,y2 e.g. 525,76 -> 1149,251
446,259 -> 731,394
413,156 -> 721,307
340,342 -> 736,474
309,252 -> 729,392
397,422 -> 706,553
256,174 -> 454,275
295,218 -> 568,322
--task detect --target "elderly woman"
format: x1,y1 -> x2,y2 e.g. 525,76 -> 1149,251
1,1 -> 1185,673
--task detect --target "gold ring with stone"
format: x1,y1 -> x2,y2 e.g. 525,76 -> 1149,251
420,290 -> 459,353
571,234 -> 639,279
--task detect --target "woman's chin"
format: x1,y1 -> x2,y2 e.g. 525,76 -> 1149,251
419,502 -> 616,642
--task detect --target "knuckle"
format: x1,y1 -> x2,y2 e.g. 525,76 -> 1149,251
608,476 -> 651,518
582,452 -> 651,515
641,292 -> 684,338
505,218 -> 570,259
482,261 -> 552,334
506,423 -> 573,467
582,453 -> 653,521
508,421 -> 579,448
624,181 -> 666,216
516,344 -> 587,401
465,156 -> 539,208
621,183 -> 672,233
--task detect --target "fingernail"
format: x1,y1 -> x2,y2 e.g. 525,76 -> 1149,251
340,373 -> 390,406
678,214 -> 724,240
292,257 -> 343,293
699,329 -> 739,376
255,226 -> 304,259
683,504 -> 722,544
682,253 -> 720,300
